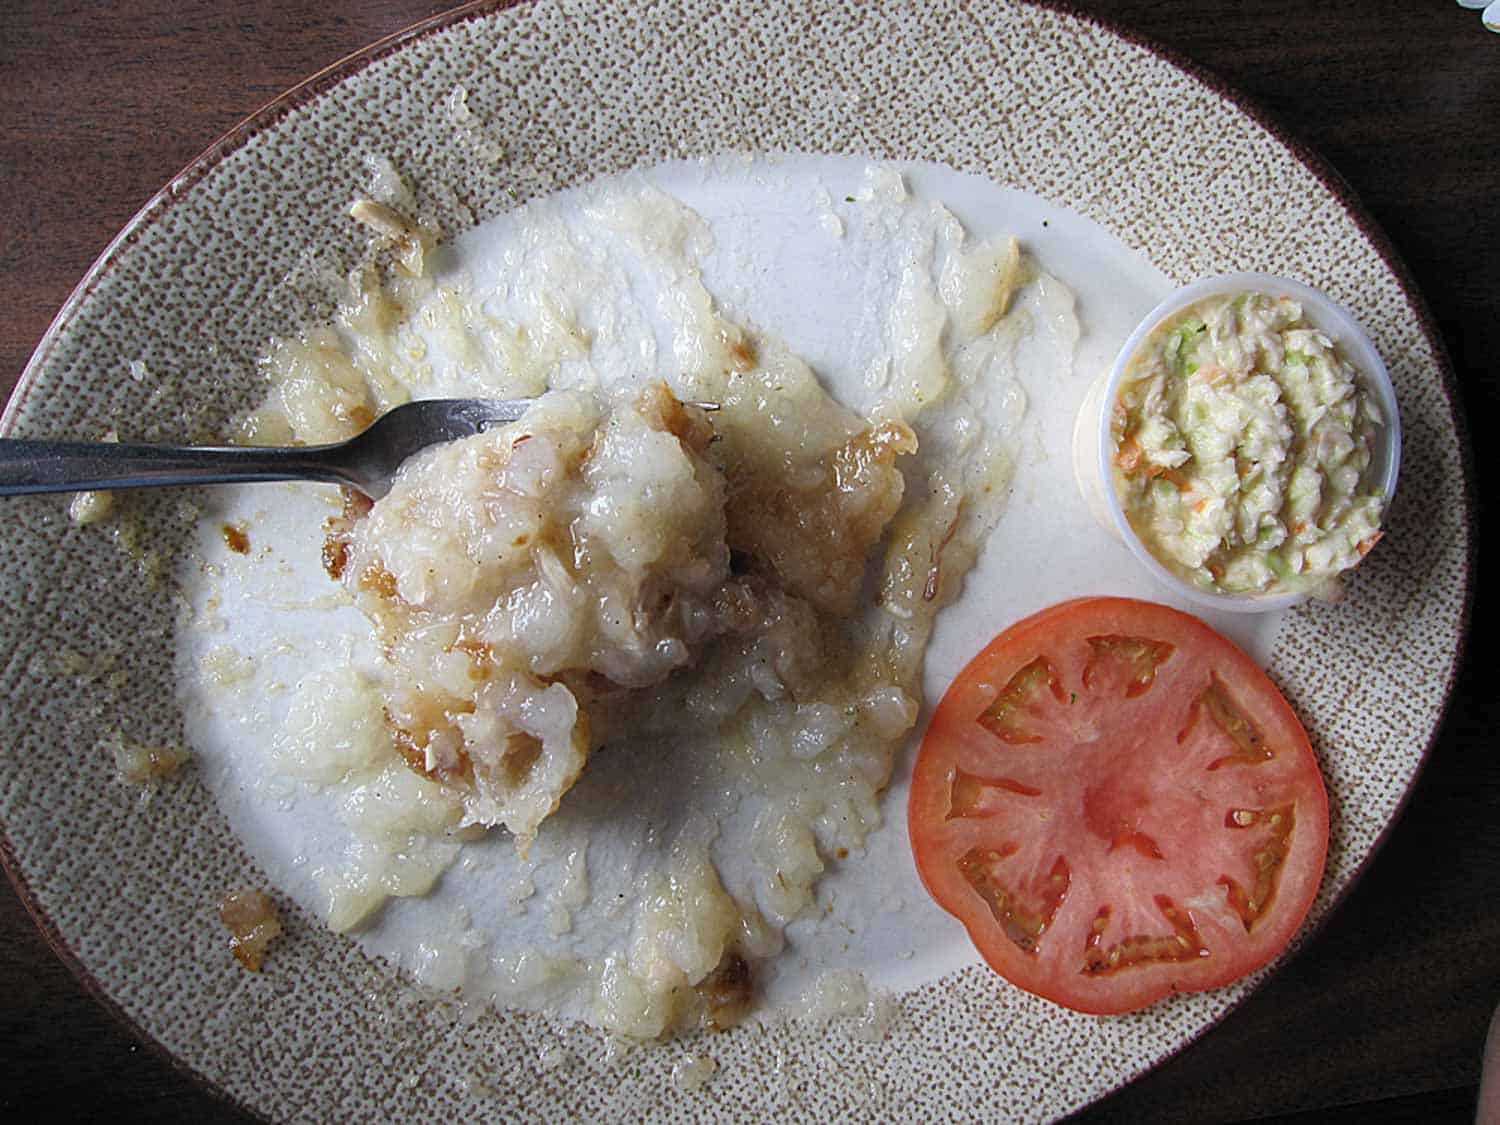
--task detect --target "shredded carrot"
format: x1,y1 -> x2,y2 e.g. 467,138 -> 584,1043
1117,437 -> 1193,492
1161,467 -> 1192,492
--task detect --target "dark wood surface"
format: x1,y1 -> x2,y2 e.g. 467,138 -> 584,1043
1,2 -> 1494,1121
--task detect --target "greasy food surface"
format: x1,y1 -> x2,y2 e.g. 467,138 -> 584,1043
182,161 -> 1080,1036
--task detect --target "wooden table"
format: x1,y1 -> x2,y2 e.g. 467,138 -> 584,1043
1,2 -> 1493,1121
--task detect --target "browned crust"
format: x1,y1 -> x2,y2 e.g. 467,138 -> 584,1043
385,703 -> 475,785
220,523 -> 250,555
321,487 -> 373,580
637,382 -> 715,455
697,949 -> 754,1031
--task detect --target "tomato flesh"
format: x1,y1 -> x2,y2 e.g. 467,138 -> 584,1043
909,597 -> 1328,1014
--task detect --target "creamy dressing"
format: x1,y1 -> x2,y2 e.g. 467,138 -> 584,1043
1111,292 -> 1385,594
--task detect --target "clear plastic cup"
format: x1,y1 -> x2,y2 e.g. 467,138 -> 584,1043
1072,272 -> 1402,614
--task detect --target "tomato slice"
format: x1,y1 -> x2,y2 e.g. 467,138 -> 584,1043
909,597 -> 1328,1014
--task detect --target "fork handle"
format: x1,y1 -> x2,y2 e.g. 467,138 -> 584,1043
0,437 -> 355,495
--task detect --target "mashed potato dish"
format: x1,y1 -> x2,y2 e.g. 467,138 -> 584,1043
330,387 -> 743,852
182,160 -> 1080,1037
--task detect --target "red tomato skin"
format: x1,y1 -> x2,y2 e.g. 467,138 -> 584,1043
909,597 -> 1328,1015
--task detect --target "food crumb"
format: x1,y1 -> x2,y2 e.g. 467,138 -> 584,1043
105,730 -> 189,784
219,888 -> 282,971
671,1054 -> 717,1093
793,970 -> 899,1042
68,490 -> 115,526
200,645 -> 256,688
67,430 -> 120,527
221,522 -> 250,554
349,197 -> 433,277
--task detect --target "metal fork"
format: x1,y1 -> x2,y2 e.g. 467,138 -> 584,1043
0,398 -> 537,501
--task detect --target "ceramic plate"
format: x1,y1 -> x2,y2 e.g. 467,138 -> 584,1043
0,1 -> 1471,1121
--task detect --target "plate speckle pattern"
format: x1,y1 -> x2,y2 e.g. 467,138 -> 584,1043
0,1 -> 1469,1121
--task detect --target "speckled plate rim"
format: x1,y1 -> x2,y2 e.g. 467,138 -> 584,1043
0,1 -> 1476,1121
